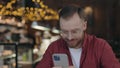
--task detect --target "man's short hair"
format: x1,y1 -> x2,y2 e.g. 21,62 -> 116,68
59,5 -> 87,21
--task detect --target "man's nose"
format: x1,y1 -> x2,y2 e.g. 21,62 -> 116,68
67,32 -> 73,40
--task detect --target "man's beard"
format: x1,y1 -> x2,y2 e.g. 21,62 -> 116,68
67,38 -> 83,48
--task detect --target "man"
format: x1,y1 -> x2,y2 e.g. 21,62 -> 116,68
36,5 -> 120,68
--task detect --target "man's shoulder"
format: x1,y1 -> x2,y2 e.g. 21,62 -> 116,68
46,38 -> 68,53
88,34 -> 107,44
88,34 -> 111,50
48,38 -> 66,48
50,38 -> 63,45
86,34 -> 110,50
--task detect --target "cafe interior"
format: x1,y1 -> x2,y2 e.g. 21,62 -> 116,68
0,0 -> 120,68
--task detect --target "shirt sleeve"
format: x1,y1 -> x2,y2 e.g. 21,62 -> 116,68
36,44 -> 53,68
100,41 -> 120,68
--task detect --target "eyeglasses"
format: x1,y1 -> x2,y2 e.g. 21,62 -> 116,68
60,29 -> 82,37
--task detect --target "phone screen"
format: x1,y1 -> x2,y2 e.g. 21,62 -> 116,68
52,53 -> 69,67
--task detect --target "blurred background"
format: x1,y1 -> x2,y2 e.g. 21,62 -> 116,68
0,0 -> 120,68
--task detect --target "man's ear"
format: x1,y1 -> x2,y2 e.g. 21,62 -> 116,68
83,21 -> 87,31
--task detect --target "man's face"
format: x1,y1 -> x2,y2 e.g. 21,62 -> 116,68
60,13 -> 87,48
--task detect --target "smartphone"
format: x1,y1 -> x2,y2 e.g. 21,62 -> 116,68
52,53 -> 69,67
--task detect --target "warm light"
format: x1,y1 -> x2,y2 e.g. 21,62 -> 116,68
0,5 -> 3,8
32,0 -> 35,2
84,6 -> 93,15
0,0 -> 58,21
37,0 -> 40,3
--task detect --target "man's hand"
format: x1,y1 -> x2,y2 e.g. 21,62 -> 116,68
52,66 -> 74,68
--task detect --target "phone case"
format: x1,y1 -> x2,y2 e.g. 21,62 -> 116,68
52,53 -> 69,67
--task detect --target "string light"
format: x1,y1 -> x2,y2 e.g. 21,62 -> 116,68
0,0 -> 59,21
